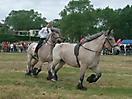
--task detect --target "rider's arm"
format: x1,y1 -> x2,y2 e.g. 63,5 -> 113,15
38,28 -> 46,38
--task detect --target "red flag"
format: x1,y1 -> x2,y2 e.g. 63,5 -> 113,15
117,39 -> 121,45
80,38 -> 84,42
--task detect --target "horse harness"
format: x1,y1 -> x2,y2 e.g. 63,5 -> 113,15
74,42 -> 98,67
74,42 -> 99,67
74,33 -> 118,67
38,32 -> 60,50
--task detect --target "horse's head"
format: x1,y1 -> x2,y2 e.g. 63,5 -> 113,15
50,28 -> 61,43
103,30 -> 120,55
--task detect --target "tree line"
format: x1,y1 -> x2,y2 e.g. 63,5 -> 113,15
0,0 -> 132,42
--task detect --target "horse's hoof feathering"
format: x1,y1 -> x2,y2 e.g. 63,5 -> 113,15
76,85 -> 87,91
86,74 -> 96,83
51,78 -> 57,82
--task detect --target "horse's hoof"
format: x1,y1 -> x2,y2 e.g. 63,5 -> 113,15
47,76 -> 58,81
76,86 -> 87,91
25,73 -> 31,76
32,68 -> 41,76
54,74 -> 58,81
76,83 -> 87,91
51,78 -> 57,82
47,76 -> 52,80
33,75 -> 38,78
47,70 -> 58,81
86,74 -> 96,83
47,70 -> 53,80
33,73 -> 38,76
32,68 -> 38,75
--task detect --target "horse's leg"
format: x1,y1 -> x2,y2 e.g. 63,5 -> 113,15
31,58 -> 38,68
52,60 -> 65,80
54,60 -> 65,73
48,59 -> 61,81
25,54 -> 32,76
30,58 -> 38,74
32,60 -> 43,75
77,65 -> 87,91
47,61 -> 53,80
86,66 -> 102,83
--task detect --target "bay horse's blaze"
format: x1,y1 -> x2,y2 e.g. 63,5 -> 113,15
25,29 -> 61,76
48,30 -> 120,90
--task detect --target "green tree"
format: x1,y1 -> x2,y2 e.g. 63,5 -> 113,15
3,9 -> 46,31
50,19 -> 61,28
94,5 -> 132,40
93,7 -> 117,31
59,1 -> 132,40
115,5 -> 132,39
60,0 -> 94,41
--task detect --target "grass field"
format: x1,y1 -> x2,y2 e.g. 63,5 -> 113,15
0,52 -> 132,99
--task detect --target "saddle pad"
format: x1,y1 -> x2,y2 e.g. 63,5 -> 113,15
74,42 -> 82,56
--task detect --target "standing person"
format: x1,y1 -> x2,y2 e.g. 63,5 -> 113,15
34,22 -> 52,56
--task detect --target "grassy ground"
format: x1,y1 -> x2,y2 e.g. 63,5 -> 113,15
0,52 -> 132,99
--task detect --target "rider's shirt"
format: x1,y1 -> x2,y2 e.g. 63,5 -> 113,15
38,27 -> 52,39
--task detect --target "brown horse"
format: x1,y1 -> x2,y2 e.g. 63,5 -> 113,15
25,29 -> 61,76
47,30 -> 120,90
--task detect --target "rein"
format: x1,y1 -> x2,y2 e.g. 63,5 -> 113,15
105,37 -> 118,48
81,34 -> 118,54
46,41 -> 55,46
80,34 -> 105,54
81,45 -> 101,53
46,33 -> 61,46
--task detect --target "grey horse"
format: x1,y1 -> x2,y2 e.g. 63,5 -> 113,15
26,29 -> 61,76
47,30 -> 120,90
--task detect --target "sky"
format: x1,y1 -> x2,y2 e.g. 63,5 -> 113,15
0,0 -> 132,23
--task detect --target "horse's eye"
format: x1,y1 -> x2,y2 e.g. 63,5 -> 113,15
109,38 -> 112,40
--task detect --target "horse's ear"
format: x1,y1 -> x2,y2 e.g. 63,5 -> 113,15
106,29 -> 113,36
51,30 -> 54,32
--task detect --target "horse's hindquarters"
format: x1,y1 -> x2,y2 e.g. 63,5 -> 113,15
53,43 -> 78,67
27,43 -> 37,55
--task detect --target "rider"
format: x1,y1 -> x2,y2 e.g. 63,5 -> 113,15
34,22 -> 52,56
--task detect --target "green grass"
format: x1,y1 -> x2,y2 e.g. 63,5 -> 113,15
0,53 -> 132,99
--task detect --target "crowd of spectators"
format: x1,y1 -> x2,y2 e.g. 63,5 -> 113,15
101,44 -> 132,55
120,44 -> 132,55
1,41 -> 132,56
0,41 -> 33,53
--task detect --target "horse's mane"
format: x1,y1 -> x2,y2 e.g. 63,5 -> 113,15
51,27 -> 60,33
84,31 -> 105,42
